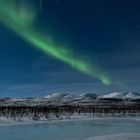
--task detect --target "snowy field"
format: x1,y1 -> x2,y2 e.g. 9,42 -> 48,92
86,134 -> 140,140
0,117 -> 140,140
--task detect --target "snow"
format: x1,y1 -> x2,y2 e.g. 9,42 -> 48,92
1,116 -> 140,140
44,92 -> 68,99
0,93 -> 140,140
98,92 -> 140,100
80,93 -> 97,99
86,133 -> 140,140
0,92 -> 140,106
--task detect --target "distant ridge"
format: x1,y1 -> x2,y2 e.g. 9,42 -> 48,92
43,92 -> 140,100
98,92 -> 140,100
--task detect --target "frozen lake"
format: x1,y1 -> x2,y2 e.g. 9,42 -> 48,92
0,118 -> 140,140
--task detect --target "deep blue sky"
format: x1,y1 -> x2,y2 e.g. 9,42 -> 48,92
0,0 -> 140,97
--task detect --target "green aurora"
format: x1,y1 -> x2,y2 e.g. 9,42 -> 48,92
0,0 -> 112,85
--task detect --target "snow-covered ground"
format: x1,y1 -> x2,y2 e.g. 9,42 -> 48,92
0,92 -> 140,140
86,133 -> 140,140
0,117 -> 140,140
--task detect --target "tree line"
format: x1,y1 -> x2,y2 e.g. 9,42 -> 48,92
0,104 -> 140,120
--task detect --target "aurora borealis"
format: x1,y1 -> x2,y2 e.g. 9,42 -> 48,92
0,0 -> 140,97
0,0 -> 111,85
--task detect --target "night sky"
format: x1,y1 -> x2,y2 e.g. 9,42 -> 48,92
0,0 -> 140,97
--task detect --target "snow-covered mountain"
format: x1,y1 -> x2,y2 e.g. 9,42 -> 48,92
41,93 -> 97,106
79,93 -> 97,99
98,92 -> 140,100
0,92 -> 140,107
44,93 -> 68,99
44,92 -> 97,101
44,92 -> 140,102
